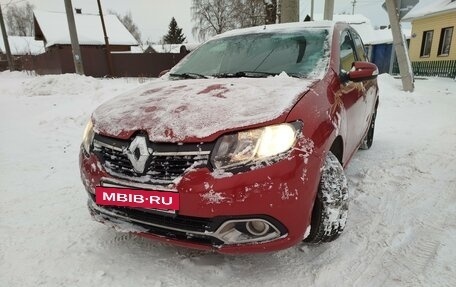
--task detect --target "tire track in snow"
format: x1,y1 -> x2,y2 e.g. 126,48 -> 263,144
345,148 -> 454,287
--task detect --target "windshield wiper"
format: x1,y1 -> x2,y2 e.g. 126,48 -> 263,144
286,72 -> 306,79
212,71 -> 278,78
169,73 -> 208,79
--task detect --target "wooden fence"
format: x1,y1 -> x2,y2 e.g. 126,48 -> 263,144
1,47 -> 187,78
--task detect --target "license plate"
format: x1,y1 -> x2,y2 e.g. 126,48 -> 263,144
95,186 -> 179,211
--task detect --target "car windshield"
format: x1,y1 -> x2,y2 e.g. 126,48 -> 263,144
171,29 -> 329,79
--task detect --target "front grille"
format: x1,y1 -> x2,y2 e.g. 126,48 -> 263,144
92,134 -> 213,185
89,200 -> 224,246
88,193 -> 216,232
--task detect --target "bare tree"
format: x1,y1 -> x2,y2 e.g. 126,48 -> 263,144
191,0 -> 266,41
5,2 -> 34,36
191,0 -> 237,41
234,0 -> 266,28
110,11 -> 142,44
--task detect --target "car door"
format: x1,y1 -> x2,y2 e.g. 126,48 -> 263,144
338,29 -> 366,156
351,30 -> 378,136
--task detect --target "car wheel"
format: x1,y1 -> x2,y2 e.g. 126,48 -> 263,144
360,107 -> 377,150
304,151 -> 348,243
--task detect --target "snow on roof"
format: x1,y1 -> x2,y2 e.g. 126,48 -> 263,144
314,14 -> 376,44
0,36 -> 45,55
402,0 -> 456,21
368,28 -> 412,45
34,10 -> 138,48
213,21 -> 335,39
149,43 -> 200,53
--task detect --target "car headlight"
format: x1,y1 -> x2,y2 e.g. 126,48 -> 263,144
211,123 -> 300,170
82,119 -> 94,153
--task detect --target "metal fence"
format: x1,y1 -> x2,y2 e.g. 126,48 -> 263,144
393,60 -> 456,78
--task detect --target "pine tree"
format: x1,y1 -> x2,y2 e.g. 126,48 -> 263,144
163,17 -> 186,44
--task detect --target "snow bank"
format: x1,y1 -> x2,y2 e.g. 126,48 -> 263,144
23,74 -> 103,96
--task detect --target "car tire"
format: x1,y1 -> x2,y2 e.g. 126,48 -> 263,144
360,107 -> 377,150
304,151 -> 349,244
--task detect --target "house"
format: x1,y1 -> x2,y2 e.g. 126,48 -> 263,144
33,10 -> 138,52
0,36 -> 45,71
369,27 -> 412,74
313,14 -> 376,44
31,9 -> 139,76
402,0 -> 456,77
145,43 -> 200,54
0,36 -> 45,58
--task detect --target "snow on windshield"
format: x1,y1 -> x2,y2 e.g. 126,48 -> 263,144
172,28 -> 331,80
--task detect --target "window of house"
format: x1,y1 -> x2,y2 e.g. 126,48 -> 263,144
438,27 -> 453,56
420,30 -> 433,57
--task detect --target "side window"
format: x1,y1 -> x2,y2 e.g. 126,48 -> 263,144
351,31 -> 368,61
340,30 -> 356,73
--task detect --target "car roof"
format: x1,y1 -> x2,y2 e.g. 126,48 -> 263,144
212,21 -> 345,40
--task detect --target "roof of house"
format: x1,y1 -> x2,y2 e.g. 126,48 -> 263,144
313,14 -> 377,44
0,36 -> 45,55
34,10 -> 138,48
368,28 -> 412,45
150,43 -> 201,53
402,0 -> 456,21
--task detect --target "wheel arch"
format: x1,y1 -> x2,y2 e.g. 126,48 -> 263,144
329,136 -> 344,165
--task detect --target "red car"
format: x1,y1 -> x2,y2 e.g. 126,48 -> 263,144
80,21 -> 379,254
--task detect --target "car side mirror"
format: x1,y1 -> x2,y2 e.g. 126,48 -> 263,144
348,61 -> 379,82
158,69 -> 170,77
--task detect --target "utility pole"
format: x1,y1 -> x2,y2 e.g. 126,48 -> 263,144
324,0 -> 335,20
281,0 -> 299,23
0,4 -> 14,71
64,0 -> 84,75
97,0 -> 114,77
310,0 -> 314,20
385,0 -> 414,92
352,0 -> 357,15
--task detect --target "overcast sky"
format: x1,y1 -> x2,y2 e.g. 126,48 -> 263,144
0,0 -> 434,43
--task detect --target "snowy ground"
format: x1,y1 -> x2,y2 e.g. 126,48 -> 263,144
1,72 -> 455,287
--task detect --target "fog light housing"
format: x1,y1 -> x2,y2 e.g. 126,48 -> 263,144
214,219 -> 283,245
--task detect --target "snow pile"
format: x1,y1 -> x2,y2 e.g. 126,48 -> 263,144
1,72 -> 456,287
23,74 -> 103,96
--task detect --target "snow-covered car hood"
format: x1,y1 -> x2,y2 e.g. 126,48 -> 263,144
92,75 -> 317,142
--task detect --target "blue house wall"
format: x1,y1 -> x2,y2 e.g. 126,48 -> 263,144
371,43 -> 393,74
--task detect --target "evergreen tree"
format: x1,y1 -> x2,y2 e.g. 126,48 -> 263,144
163,17 -> 186,44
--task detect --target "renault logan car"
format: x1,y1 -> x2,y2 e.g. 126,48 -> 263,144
80,21 -> 379,254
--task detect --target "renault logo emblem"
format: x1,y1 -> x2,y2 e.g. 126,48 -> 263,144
126,136 -> 151,173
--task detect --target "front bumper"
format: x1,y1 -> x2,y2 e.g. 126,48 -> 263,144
80,138 -> 322,253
